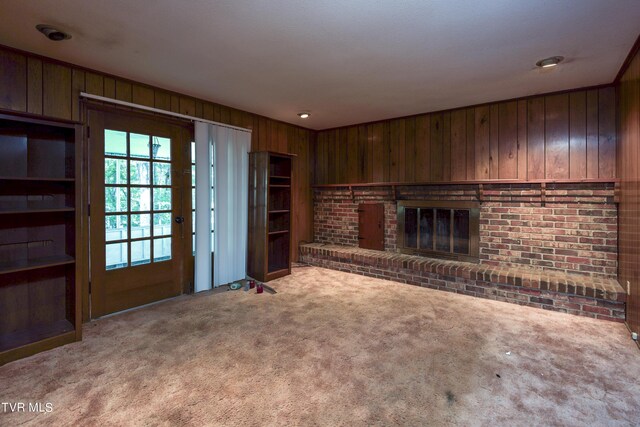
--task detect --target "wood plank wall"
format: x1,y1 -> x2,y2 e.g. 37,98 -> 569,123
618,45 -> 640,335
314,87 -> 617,184
0,45 -> 314,262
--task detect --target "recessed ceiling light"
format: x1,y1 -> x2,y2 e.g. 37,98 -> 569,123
298,112 -> 310,119
536,56 -> 564,68
36,24 -> 72,41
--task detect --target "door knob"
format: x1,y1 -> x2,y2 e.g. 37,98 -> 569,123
175,216 -> 185,224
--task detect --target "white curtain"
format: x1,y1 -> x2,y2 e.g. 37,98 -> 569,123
194,122 -> 250,291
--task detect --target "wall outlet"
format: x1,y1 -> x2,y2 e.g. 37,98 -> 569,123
627,281 -> 631,296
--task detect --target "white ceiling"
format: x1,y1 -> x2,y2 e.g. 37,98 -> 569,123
0,0 -> 638,130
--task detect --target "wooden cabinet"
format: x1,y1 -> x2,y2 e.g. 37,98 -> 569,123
248,151 -> 293,282
0,112 -> 82,365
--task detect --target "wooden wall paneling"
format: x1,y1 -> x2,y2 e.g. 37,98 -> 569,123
337,128 -> 348,183
442,112 -> 451,181
474,106 -> 490,179
179,97 -> 195,116
430,113 -> 444,181
450,109 -> 466,181
465,108 -> 476,180
389,119 -> 401,182
154,90 -> 171,111
358,124 -> 368,182
347,126 -> 359,183
586,89 -> 600,179
516,101 -> 527,180
258,117 -> 268,152
370,123 -> 385,182
103,77 -> 116,99
278,122 -> 288,154
498,101 -> 518,179
545,93 -> 570,179
115,80 -> 132,103
170,95 -> 180,113
489,104 -> 499,179
415,114 -> 430,181
569,91 -> 587,179
0,50 -> 26,111
219,106 -> 231,128
527,97 -> 545,179
315,132 -> 329,184
598,86 -> 616,178
405,117 -> 416,182
27,57 -> 43,115
194,100 -> 204,119
381,122 -> 391,182
85,72 -> 104,97
43,63 -> 72,120
132,84 -> 154,108
71,69 -> 85,122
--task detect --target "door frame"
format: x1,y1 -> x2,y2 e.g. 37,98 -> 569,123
82,102 -> 194,321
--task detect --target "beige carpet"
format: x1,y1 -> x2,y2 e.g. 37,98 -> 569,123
1,265 -> 639,426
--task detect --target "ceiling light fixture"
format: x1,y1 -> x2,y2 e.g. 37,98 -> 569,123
36,24 -> 72,41
298,112 -> 310,119
536,56 -> 564,68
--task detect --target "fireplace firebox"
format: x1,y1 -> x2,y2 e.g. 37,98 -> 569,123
397,201 -> 480,262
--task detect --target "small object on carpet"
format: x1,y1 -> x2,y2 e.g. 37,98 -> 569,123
229,282 -> 242,291
256,283 -> 263,294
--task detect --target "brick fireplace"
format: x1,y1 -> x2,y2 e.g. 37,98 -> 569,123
304,182 -> 624,321
312,182 -> 617,279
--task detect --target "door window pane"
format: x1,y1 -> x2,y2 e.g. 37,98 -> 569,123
436,209 -> 451,252
131,239 -> 151,266
105,158 -> 128,184
130,214 -> 151,238
153,163 -> 171,186
106,242 -> 128,270
153,213 -> 172,236
105,130 -> 127,157
419,209 -> 434,250
130,133 -> 150,158
151,136 -> 171,160
153,237 -> 172,262
131,187 -> 151,212
106,214 -> 128,242
153,188 -> 171,211
130,160 -> 151,185
105,187 -> 128,213
404,208 -> 418,248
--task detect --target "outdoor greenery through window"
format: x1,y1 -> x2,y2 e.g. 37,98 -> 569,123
105,129 -> 172,269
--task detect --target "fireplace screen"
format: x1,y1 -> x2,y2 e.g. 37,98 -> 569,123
397,201 -> 479,262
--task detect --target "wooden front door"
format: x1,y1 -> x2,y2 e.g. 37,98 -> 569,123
88,109 -> 191,318
358,203 -> 384,250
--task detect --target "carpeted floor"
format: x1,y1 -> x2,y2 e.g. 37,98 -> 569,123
1,265 -> 639,426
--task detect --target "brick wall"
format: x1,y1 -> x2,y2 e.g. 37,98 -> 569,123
313,183 -> 617,279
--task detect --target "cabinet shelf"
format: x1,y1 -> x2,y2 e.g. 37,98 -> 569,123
0,207 -> 75,215
0,113 -> 81,366
0,176 -> 75,182
0,255 -> 75,275
249,152 -> 293,282
0,319 -> 75,353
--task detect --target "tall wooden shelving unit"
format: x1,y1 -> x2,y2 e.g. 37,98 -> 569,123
248,151 -> 293,282
0,112 -> 82,365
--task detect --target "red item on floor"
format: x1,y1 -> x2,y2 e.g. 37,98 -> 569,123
256,283 -> 263,294
250,280 -> 256,289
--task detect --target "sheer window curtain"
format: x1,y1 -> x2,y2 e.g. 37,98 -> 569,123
194,122 -> 250,291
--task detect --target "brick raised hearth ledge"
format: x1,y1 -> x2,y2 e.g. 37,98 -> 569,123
300,243 -> 626,322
